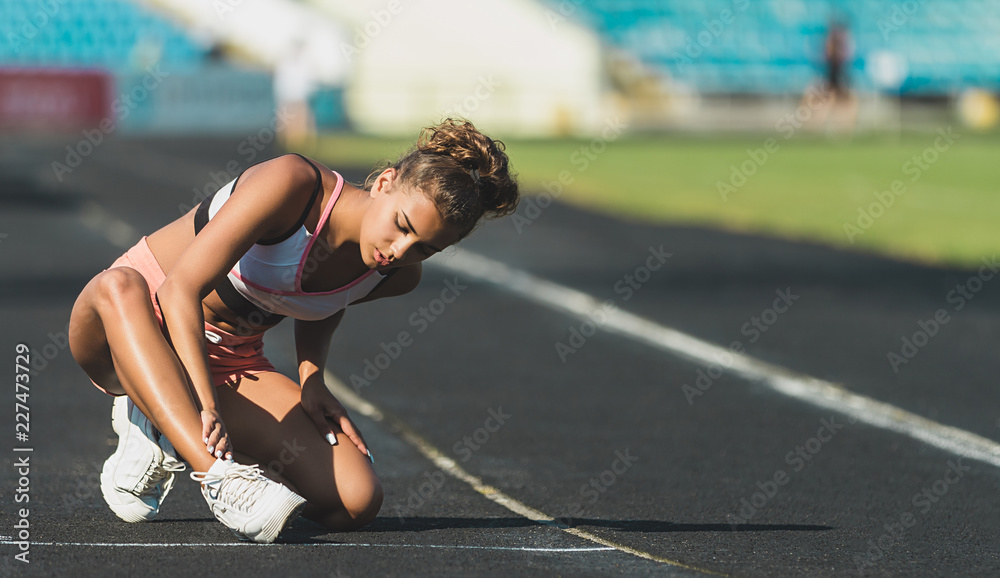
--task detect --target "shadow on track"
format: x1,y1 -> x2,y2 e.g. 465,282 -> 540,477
0,177 -> 83,210
558,518 -> 834,533
280,516 -> 833,542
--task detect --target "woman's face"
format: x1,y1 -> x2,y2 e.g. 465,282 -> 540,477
360,169 -> 461,271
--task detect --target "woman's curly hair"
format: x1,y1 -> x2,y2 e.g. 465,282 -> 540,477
367,118 -> 520,239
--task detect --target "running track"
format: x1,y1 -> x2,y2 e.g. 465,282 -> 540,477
0,135 -> 997,576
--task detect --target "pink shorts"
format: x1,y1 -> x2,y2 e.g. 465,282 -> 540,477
92,236 -> 277,396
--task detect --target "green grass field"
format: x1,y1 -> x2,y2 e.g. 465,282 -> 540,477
311,129 -> 997,268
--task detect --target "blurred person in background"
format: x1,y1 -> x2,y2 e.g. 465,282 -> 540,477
804,18 -> 858,134
274,41 -> 318,150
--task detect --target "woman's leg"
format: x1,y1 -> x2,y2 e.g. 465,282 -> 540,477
216,372 -> 383,530
69,267 -> 214,472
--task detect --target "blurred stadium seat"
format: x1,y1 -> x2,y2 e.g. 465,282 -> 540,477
0,0 -> 312,134
0,0 -> 208,73
3,0 -> 995,135
541,0 -> 1000,96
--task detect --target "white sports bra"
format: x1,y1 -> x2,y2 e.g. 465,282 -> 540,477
194,154 -> 386,323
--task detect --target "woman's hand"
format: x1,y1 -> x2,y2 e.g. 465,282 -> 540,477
201,409 -> 233,461
300,375 -> 373,463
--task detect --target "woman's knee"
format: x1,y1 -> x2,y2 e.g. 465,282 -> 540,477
70,268 -> 153,362
355,476 -> 384,522
312,474 -> 384,531
69,268 -> 148,373
91,267 -> 150,313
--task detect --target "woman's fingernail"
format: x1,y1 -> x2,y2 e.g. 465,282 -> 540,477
215,450 -> 222,458
367,449 -> 375,465
325,433 -> 338,446
204,438 -> 209,444
207,445 -> 214,454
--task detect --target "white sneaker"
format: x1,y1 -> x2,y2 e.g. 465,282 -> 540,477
158,433 -> 186,474
191,459 -> 306,544
100,395 -> 186,522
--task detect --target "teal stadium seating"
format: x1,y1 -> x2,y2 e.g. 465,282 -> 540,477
3,0 -> 993,126
0,0 -> 346,132
0,0 -> 208,73
541,0 -> 1000,95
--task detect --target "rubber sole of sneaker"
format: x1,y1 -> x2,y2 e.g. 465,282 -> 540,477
102,396 -> 159,523
243,492 -> 308,544
100,469 -> 157,523
111,395 -> 125,436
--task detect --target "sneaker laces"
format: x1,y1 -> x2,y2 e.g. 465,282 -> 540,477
190,463 -> 268,514
135,457 -> 187,499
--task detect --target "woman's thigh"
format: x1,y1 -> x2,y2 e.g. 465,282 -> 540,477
215,372 -> 382,526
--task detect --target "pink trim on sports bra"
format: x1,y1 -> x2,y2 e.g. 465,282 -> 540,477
231,268 -> 381,297
227,169 -> 384,297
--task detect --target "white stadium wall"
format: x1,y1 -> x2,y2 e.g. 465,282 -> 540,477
311,0 -> 610,137
139,0 -> 350,86
139,0 -> 610,137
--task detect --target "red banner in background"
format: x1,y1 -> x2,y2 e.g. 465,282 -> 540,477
0,68 -> 113,130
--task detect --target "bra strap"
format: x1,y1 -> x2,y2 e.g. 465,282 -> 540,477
258,153 -> 324,245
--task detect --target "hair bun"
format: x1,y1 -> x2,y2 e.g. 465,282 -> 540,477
384,118 -> 519,238
418,118 -> 519,219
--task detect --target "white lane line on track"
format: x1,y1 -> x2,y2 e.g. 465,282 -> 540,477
326,372 -> 723,575
428,248 -> 1000,470
0,540 -> 613,552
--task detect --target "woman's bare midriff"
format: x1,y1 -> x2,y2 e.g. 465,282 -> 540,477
145,209 -> 279,336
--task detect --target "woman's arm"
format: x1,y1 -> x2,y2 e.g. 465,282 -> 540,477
295,263 -> 423,459
294,311 -> 375,458
352,262 -> 422,305
156,154 -> 319,460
